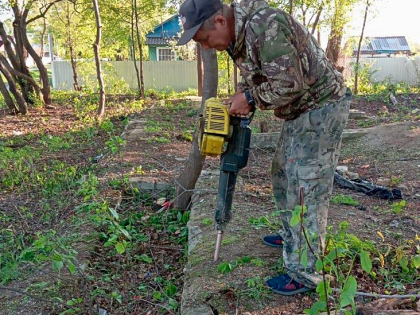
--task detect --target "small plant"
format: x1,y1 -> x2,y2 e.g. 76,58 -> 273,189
105,135 -> 126,154
201,218 -> 213,226
330,194 -> 359,206
181,131 -> 193,142
241,276 -> 271,300
391,200 -> 406,214
217,256 -> 252,274
132,165 -> 146,175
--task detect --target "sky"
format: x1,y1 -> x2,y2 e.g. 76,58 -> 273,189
347,0 -> 420,45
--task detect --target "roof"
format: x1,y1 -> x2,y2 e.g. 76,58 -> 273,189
145,37 -> 177,45
356,36 -> 411,55
146,14 -> 180,45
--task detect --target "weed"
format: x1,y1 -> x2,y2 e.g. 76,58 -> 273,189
181,131 -> 193,142
147,136 -> 170,144
330,194 -> 359,206
187,109 -> 198,117
357,119 -> 376,128
217,256 -> 252,274
391,200 -> 406,214
241,276 -> 271,300
202,218 -> 213,226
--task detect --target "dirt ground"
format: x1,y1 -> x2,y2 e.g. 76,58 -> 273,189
120,94 -> 420,314
0,93 -> 419,314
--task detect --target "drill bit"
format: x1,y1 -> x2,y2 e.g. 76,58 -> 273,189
214,230 -> 223,261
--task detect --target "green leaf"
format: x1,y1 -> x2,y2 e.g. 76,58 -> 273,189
67,261 -> 76,274
109,207 -> 119,220
399,256 -> 409,272
360,250 -> 372,274
136,254 -> 153,264
165,283 -> 178,297
304,300 -> 327,315
316,259 -> 324,272
153,291 -> 163,301
411,255 -> 420,268
52,260 -> 64,271
168,297 -> 179,311
340,276 -> 357,308
217,262 -> 233,274
316,280 -> 331,301
119,227 -> 131,239
290,214 -> 300,227
115,242 -> 126,254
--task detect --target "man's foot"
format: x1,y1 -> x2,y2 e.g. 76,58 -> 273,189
266,274 -> 312,296
263,235 -> 284,248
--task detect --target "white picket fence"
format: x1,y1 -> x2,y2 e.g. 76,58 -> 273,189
51,57 -> 420,92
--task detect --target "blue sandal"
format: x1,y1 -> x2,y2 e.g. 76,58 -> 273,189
263,235 -> 284,248
266,274 -> 311,296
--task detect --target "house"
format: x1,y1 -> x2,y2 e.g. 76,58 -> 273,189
353,36 -> 413,57
146,14 -> 181,61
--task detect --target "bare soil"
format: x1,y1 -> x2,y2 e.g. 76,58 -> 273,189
0,93 -> 419,314
119,95 -> 420,314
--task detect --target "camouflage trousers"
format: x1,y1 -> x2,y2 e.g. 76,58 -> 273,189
272,93 -> 351,288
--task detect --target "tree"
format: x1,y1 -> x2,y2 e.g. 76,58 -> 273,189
325,0 -> 360,68
92,0 -> 105,119
354,0 -> 371,94
174,46 -> 218,210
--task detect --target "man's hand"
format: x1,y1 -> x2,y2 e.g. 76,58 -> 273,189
223,92 -> 253,116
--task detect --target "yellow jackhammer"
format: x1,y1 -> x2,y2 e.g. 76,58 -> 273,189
198,98 -> 253,261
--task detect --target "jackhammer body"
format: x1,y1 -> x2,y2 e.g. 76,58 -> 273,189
214,117 -> 252,261
198,98 -> 253,261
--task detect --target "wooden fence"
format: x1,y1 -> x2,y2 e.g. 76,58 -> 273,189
51,60 -> 198,91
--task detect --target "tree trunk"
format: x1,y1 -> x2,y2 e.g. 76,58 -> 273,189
326,32 -> 343,69
22,9 -> 52,106
0,53 -> 44,103
12,8 -> 34,103
174,47 -> 218,210
0,22 -> 21,71
66,3 -> 80,91
311,5 -> 323,36
197,45 -> 203,97
289,0 -> 293,15
69,45 -> 80,91
39,17 -> 46,83
0,74 -> 18,113
0,62 -> 27,114
130,0 -> 141,96
92,0 -> 106,119
354,0 -> 370,95
134,0 -> 145,98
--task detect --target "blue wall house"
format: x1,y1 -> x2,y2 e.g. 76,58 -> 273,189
146,14 -> 181,61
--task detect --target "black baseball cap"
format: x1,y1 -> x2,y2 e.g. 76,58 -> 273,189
177,0 -> 223,45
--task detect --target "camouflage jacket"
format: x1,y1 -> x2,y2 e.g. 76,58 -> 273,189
227,0 -> 347,120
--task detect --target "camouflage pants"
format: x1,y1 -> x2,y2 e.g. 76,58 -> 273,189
272,94 -> 351,288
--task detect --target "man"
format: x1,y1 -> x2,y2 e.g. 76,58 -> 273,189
177,0 -> 351,295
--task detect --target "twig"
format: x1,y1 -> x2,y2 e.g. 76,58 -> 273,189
149,245 -> 185,251
331,288 -> 420,299
135,297 -> 174,314
0,285 -> 55,304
